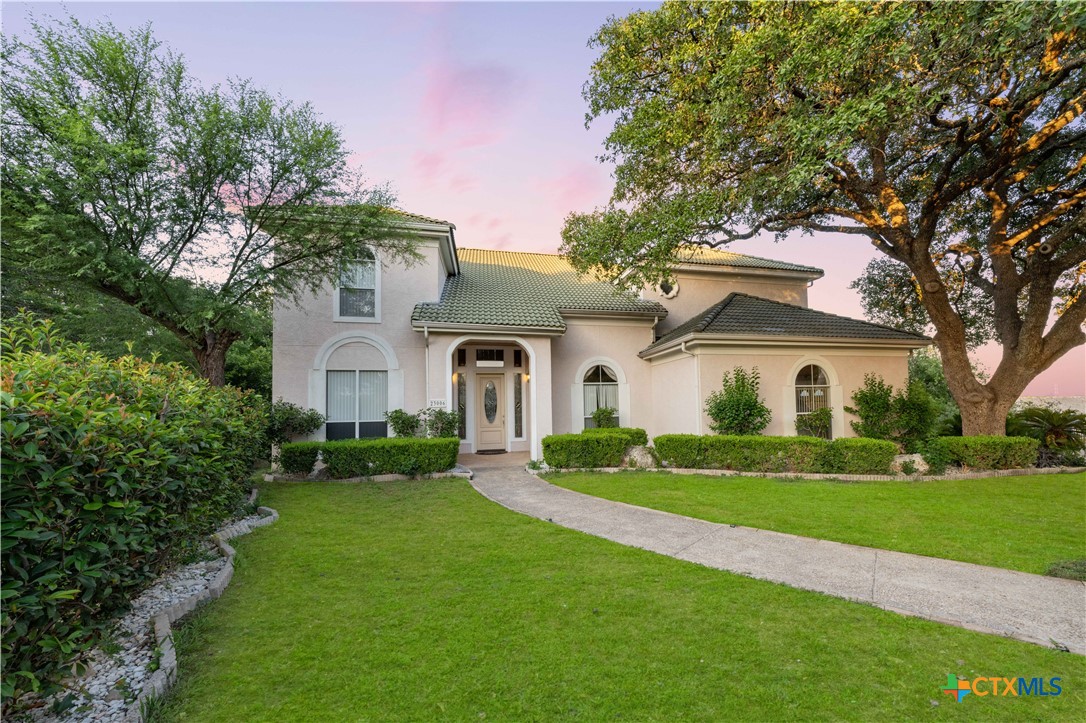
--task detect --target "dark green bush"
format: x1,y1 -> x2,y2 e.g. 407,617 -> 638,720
845,374 -> 896,440
845,376 -> 938,452
921,438 -> 952,475
703,435 -> 827,473
704,366 -> 772,435
267,398 -> 324,446
385,409 -> 423,438
582,426 -> 649,446
279,441 -> 323,475
795,407 -> 833,439
542,433 -> 628,468
590,406 -> 619,428
422,407 -> 461,438
1,313 -> 264,706
653,434 -> 704,468
320,437 -> 459,478
820,438 -> 898,475
937,436 -> 1039,470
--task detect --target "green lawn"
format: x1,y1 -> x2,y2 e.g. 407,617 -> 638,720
548,471 -> 1086,574
157,481 -> 1083,721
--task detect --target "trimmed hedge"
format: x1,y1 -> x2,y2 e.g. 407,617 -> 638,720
543,433 -> 629,468
581,426 -> 649,447
653,435 -> 705,468
1,313 -> 265,706
654,435 -> 826,472
820,438 -> 898,475
320,437 -> 459,478
936,436 -> 1040,470
654,434 -> 898,474
279,441 -> 323,475
704,435 -> 826,473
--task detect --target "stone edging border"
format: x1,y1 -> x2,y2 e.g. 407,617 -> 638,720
265,471 -> 472,484
527,465 -> 1086,483
125,492 -> 279,722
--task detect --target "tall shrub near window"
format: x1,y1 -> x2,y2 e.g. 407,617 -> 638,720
845,374 -> 896,440
704,366 -> 771,435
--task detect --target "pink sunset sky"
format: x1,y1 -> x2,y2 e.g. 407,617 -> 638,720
6,1 -> 1083,395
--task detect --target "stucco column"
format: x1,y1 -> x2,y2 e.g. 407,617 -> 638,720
529,337 -> 553,460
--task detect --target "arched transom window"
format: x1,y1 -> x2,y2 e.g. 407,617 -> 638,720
583,364 -> 619,428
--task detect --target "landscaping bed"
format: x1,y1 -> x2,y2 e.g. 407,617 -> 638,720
153,481 -> 1084,721
547,471 -> 1086,574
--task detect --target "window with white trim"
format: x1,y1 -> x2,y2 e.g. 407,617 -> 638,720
795,364 -> 831,438
336,251 -> 378,320
583,365 -> 619,428
326,370 -> 388,440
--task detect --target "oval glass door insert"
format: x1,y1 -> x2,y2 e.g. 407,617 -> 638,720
484,381 -> 498,423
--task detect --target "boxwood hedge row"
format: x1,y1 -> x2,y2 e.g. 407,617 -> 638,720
278,438 -> 460,478
321,438 -> 459,478
1,314 -> 266,706
652,435 -> 898,475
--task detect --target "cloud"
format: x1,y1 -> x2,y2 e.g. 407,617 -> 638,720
421,61 -> 518,140
537,162 -> 610,214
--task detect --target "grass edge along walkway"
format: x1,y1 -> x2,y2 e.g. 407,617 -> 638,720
545,470 -> 1086,575
474,468 -> 1086,655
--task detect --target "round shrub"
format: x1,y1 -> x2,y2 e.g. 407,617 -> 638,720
704,367 -> 772,435
279,441 -> 323,475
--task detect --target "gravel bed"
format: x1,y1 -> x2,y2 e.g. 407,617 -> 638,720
21,514 -> 266,723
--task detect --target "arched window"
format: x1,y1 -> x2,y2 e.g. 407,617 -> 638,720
795,364 -> 831,438
583,364 -> 619,428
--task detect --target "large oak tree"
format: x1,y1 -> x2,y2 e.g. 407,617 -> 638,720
3,18 -> 419,384
562,1 -> 1085,435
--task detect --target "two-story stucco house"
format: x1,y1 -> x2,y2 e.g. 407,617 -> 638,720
272,212 -> 930,459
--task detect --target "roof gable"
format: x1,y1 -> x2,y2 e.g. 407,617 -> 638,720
642,293 -> 929,354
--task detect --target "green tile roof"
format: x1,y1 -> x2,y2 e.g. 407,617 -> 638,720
674,246 -> 824,275
642,293 -> 929,354
387,209 -> 454,227
412,248 -> 667,330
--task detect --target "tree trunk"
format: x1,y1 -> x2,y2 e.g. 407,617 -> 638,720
192,329 -> 239,386
957,394 -> 1016,436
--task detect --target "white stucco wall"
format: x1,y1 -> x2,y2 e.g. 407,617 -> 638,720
645,269 -> 813,336
549,317 -> 657,435
271,241 -> 446,438
692,346 -> 911,438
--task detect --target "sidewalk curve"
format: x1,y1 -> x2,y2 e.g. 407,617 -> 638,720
470,467 -> 1086,655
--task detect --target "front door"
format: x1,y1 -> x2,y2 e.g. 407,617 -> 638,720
476,374 -> 505,451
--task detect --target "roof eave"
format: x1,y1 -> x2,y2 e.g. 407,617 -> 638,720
411,320 -> 565,336
640,333 -> 931,359
558,308 -> 667,321
671,263 -> 824,281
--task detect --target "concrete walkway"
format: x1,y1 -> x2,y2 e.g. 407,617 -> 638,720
470,467 -> 1086,655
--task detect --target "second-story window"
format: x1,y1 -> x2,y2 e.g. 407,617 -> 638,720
336,250 -> 378,321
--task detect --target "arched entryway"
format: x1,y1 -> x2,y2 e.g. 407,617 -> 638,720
444,336 -> 540,458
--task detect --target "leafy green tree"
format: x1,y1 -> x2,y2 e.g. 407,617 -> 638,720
0,265 -> 193,366
704,366 -> 772,435
3,17 -> 419,384
562,1 -> 1085,436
